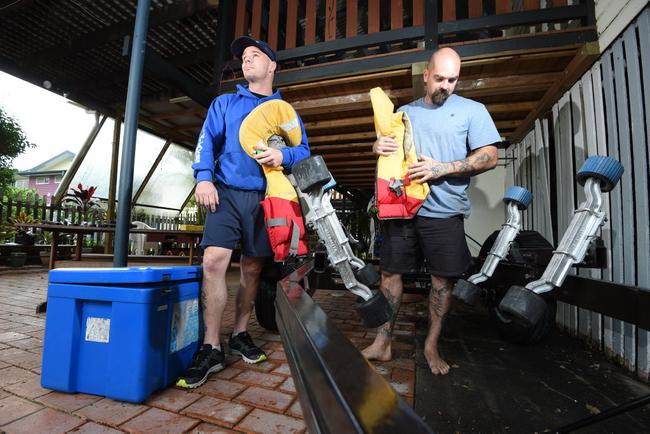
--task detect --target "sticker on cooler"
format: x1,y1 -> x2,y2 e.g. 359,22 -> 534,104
170,299 -> 199,353
85,317 -> 111,343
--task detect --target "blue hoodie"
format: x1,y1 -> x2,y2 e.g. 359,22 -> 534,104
192,84 -> 310,191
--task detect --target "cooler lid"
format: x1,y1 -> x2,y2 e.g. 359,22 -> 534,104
48,266 -> 202,285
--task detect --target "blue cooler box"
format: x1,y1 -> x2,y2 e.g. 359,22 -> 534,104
41,266 -> 202,402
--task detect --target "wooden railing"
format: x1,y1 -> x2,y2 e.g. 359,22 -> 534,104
0,189 -> 201,235
232,0 -> 591,50
219,0 -> 595,84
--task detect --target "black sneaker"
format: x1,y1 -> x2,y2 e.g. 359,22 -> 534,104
176,344 -> 225,389
228,332 -> 267,364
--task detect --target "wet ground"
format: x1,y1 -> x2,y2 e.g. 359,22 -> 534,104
415,304 -> 650,433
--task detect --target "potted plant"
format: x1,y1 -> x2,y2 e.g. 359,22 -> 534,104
9,210 -> 38,245
39,249 -> 50,267
62,183 -> 103,224
8,251 -> 27,267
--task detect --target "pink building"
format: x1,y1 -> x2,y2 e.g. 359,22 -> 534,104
15,151 -> 75,203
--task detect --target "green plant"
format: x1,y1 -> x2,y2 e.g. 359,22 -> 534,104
62,183 -> 102,220
0,223 -> 14,242
82,237 -> 97,248
0,106 -> 34,191
39,230 -> 52,245
7,210 -> 39,244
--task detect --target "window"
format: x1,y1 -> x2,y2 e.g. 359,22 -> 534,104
54,175 -> 63,183
36,176 -> 50,184
14,179 -> 28,188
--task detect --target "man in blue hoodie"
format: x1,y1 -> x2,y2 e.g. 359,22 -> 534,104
177,36 -> 310,389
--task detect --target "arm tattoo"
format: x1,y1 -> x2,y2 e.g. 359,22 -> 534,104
449,149 -> 493,177
429,285 -> 451,319
378,287 -> 402,337
430,165 -> 447,178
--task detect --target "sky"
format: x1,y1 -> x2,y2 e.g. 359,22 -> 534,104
0,70 -> 100,171
0,70 -> 168,171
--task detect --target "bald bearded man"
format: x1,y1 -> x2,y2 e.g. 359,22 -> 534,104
363,47 -> 500,375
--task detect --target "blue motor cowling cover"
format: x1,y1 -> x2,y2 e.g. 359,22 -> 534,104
503,186 -> 533,210
575,156 -> 624,192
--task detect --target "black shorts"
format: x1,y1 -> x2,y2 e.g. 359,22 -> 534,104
379,215 -> 471,277
200,183 -> 273,257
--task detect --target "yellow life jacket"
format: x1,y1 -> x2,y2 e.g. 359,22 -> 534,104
239,99 -> 308,261
370,87 -> 429,219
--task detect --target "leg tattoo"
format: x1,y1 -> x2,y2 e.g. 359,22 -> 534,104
378,287 -> 402,337
429,284 -> 451,320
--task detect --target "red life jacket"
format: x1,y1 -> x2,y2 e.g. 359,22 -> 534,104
370,87 -> 429,220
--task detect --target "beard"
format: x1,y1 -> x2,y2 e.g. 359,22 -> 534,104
431,88 -> 450,105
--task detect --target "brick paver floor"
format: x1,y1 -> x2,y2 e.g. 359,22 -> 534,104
0,261 -> 421,433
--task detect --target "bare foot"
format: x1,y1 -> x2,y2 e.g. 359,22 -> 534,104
361,341 -> 392,361
424,346 -> 450,375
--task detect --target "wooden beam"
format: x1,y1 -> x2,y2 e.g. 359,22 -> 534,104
460,47 -> 577,67
496,0 -> 510,14
332,173 -> 376,179
330,166 -> 376,173
321,151 -> 375,159
469,0 -> 482,18
413,0 -> 424,26
268,0 -> 280,50
305,0 -> 317,45
310,142 -> 373,152
281,69 -> 410,96
456,72 -> 561,97
177,124 -> 203,132
346,0 -> 358,37
292,88 -> 412,116
286,0 -> 298,49
391,0 -> 403,29
308,131 -> 377,144
524,0 -> 539,10
326,0 -> 337,41
509,42 -> 599,143
495,120 -> 522,130
443,0 -> 456,21
235,0 -> 247,38
368,0 -> 380,33
485,101 -> 537,113
324,160 -> 376,168
304,116 -> 374,131
251,0 -> 263,39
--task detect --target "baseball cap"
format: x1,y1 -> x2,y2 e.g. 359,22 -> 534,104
230,36 -> 277,62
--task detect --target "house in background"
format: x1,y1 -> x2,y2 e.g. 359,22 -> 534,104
15,151 -> 75,202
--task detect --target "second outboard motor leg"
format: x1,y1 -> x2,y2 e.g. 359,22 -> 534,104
498,156 -> 624,327
453,186 -> 533,305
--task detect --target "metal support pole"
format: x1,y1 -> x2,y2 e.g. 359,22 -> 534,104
114,0 -> 151,267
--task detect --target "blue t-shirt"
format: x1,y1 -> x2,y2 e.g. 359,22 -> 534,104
399,94 -> 500,218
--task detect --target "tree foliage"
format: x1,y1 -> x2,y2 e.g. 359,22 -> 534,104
0,106 -> 34,189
